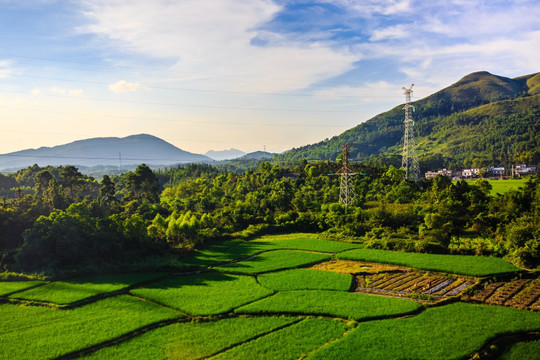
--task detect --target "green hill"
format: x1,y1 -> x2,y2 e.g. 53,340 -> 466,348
278,71 -> 540,169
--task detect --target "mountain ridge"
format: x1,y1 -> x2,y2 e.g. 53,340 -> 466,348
0,134 -> 213,170
277,71 -> 540,169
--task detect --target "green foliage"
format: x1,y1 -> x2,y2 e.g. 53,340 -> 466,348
275,72 -> 540,169
213,318 -> 348,360
257,269 -> 352,291
338,248 -> 520,276
0,295 -> 180,360
215,250 -> 331,274
307,302 -> 540,360
82,316 -> 298,360
236,290 -> 421,321
131,272 -> 273,316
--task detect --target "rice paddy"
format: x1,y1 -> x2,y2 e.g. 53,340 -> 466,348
0,234 -> 537,360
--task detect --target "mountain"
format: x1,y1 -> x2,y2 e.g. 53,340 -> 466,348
238,151 -> 274,160
277,71 -> 540,169
204,148 -> 246,161
0,134 -> 213,171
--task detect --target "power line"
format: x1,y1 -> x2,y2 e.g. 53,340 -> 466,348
16,74 -> 402,99
0,89 -> 376,113
0,105 -> 356,128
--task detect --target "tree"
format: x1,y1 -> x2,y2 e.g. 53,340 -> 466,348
125,164 -> 160,203
60,165 -> 84,200
99,175 -> 116,202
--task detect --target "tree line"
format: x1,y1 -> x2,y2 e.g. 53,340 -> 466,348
0,161 -> 538,277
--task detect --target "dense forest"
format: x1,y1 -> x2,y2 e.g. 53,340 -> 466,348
277,71 -> 540,171
0,161 -> 538,277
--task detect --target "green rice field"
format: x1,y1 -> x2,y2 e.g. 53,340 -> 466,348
257,268 -> 352,291
487,179 -> 527,196
0,280 -> 44,296
0,234 -> 537,359
215,250 -> 331,274
9,272 -> 165,305
337,248 -> 521,276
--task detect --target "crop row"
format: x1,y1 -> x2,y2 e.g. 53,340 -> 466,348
355,271 -> 474,300
471,278 -> 540,310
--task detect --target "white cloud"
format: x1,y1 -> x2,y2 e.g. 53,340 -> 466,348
0,60 -> 14,78
78,0 -> 358,92
370,24 -> 409,41
30,89 -> 41,95
108,80 -> 149,93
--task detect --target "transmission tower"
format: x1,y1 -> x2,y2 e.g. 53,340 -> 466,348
401,84 -> 420,180
336,144 -> 356,207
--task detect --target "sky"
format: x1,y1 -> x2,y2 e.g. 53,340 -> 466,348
0,0 -> 539,155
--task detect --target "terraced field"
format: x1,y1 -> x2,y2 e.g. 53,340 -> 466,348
0,234 -> 538,360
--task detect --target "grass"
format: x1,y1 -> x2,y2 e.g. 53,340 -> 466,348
487,179 -> 526,196
0,295 -> 180,360
239,234 -> 362,253
10,272 -> 166,304
338,248 -> 521,276
0,281 -> 44,296
216,250 -> 331,274
82,316 -> 298,360
307,302 -> 540,360
235,290 -> 422,321
131,272 -> 273,316
498,339 -> 540,360
257,269 -> 352,291
212,318 -> 348,360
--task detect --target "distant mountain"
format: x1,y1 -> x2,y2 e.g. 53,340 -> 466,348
277,71 -> 540,169
0,134 -> 213,171
239,151 -> 274,160
204,148 -> 246,161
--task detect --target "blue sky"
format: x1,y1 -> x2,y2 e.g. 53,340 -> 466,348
0,0 -> 539,155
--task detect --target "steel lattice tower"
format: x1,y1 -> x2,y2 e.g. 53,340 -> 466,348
401,84 -> 420,180
336,144 -> 356,207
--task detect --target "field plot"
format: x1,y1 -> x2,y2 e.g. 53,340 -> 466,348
182,235 -> 359,269
488,179 -> 526,196
355,270 -> 474,300
338,248 -> 521,276
498,339 -> 540,360
216,250 -> 331,274
0,280 -> 44,296
257,269 -> 352,291
0,295 -> 180,360
211,318 -> 348,360
307,302 -> 540,360
9,272 -> 166,305
83,316 -> 298,360
131,272 -> 273,316
236,290 -> 421,321
470,278 -> 540,311
181,239 -> 246,268
234,235 -> 362,254
311,259 -> 403,274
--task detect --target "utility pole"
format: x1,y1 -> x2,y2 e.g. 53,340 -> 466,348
336,144 -> 356,207
401,84 -> 420,180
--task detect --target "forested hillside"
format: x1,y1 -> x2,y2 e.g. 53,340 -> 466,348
1,162 -> 538,277
278,72 -> 540,170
